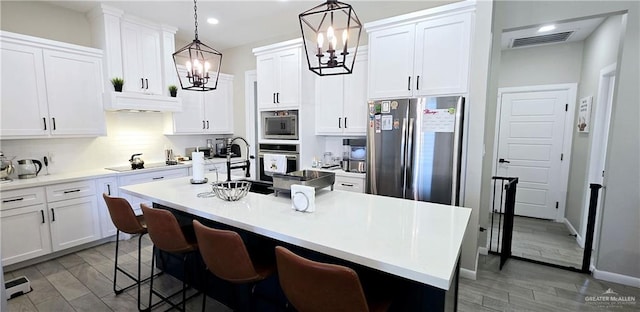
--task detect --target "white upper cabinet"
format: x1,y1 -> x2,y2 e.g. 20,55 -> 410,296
254,41 -> 302,110
121,20 -> 163,95
366,5 -> 473,99
167,73 -> 234,134
316,48 -> 368,135
0,31 -> 105,139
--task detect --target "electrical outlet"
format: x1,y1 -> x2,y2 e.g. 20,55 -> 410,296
47,152 -> 54,164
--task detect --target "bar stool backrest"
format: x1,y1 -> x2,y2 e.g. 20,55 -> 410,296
141,204 -> 192,253
103,193 -> 145,234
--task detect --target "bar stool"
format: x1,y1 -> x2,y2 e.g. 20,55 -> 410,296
102,193 -> 155,311
141,204 -> 200,312
192,220 -> 275,312
275,246 -> 392,312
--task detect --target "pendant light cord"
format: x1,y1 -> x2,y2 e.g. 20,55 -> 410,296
193,0 -> 199,41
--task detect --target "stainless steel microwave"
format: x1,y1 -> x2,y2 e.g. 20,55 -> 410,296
263,114 -> 298,140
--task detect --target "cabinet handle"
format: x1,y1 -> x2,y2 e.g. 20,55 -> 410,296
202,120 -> 206,129
277,92 -> 280,103
273,93 -> 276,103
345,117 -> 348,128
43,117 -> 47,130
341,183 -> 354,187
407,76 -> 411,91
63,189 -> 81,194
338,117 -> 342,128
2,197 -> 24,203
416,75 -> 420,90
51,208 -> 56,222
145,79 -> 149,89
152,177 -> 164,180
107,184 -> 111,195
41,210 -> 45,224
206,120 -> 209,129
141,78 -> 144,89
52,118 -> 56,130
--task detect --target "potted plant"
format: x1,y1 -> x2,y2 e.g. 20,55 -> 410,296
110,77 -> 124,92
168,85 -> 178,97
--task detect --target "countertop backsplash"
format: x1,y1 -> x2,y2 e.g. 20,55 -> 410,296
0,112 -> 215,176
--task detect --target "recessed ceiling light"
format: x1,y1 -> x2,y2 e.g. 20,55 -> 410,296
538,25 -> 556,32
207,18 -> 219,25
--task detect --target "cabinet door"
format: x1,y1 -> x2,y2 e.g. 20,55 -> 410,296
43,50 -> 105,136
276,48 -> 301,108
1,204 -> 51,266
0,42 -> 49,137
315,75 -> 344,135
121,22 -> 145,93
139,26 -> 163,95
343,55 -> 368,135
368,25 -> 415,99
256,54 -> 278,109
205,76 -> 234,134
414,13 -> 471,95
96,177 -> 118,238
173,87 -> 205,134
49,196 -> 101,251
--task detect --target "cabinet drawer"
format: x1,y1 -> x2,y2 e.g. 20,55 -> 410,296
334,176 -> 365,193
119,168 -> 189,186
46,180 -> 96,202
0,187 -> 46,210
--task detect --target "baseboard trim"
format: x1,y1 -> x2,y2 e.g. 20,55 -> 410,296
478,247 -> 488,255
460,267 -> 476,280
563,218 -> 585,248
592,268 -> 640,288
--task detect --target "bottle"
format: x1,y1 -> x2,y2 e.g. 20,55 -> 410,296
312,157 -> 318,168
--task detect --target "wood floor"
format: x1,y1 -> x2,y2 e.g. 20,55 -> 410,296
489,213 -> 584,268
4,235 -> 639,311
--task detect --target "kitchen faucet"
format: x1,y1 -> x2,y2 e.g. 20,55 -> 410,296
226,137 -> 253,181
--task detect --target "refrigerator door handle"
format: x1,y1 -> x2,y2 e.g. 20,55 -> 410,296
451,97 -> 465,205
400,117 -> 408,198
406,117 -> 416,199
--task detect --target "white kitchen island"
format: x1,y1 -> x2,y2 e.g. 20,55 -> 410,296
120,172 -> 471,311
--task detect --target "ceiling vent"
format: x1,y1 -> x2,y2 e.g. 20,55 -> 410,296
511,31 -> 574,48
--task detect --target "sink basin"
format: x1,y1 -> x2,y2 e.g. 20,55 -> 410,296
235,179 -> 275,195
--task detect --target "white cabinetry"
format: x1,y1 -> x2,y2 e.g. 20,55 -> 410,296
118,168 -> 189,215
0,188 -> 51,266
121,20 -> 163,94
167,73 -> 234,134
315,48 -> 368,135
45,181 -> 101,251
367,9 -> 472,99
0,31 -> 105,139
334,174 -> 365,193
95,177 -> 118,238
254,42 -> 301,110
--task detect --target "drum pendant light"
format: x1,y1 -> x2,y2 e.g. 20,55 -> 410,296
173,0 -> 222,91
299,0 -> 362,76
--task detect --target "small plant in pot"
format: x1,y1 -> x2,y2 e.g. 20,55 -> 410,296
168,85 -> 178,97
110,77 -> 124,92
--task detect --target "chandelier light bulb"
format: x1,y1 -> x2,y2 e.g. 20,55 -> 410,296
186,61 -> 192,71
204,61 -> 211,72
342,29 -> 348,47
330,37 -> 337,51
317,33 -> 324,48
327,26 -> 334,41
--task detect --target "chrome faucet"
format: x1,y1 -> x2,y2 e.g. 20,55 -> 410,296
226,137 -> 253,181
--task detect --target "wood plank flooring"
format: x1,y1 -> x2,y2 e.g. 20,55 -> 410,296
4,235 -> 638,311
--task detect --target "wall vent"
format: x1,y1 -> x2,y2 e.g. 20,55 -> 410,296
511,31 -> 574,48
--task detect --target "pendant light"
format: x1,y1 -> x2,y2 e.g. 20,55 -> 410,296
299,0 -> 362,76
173,0 -> 222,91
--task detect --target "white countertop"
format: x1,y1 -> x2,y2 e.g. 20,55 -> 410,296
0,169 -> 116,191
120,172 -> 471,290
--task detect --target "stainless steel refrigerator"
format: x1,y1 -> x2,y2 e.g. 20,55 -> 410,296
366,96 -> 464,205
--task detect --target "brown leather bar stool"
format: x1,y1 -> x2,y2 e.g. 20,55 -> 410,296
141,204 -> 200,312
103,193 -> 156,311
192,220 -> 275,312
275,246 -> 391,312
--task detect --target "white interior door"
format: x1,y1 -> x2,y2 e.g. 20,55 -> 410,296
496,90 -> 569,220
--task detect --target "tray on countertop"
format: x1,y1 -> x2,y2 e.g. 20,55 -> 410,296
272,170 -> 335,196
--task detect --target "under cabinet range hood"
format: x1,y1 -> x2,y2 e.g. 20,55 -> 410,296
104,92 -> 182,112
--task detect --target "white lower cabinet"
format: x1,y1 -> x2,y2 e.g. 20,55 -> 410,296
118,168 -> 189,215
334,175 -> 365,193
95,177 -> 118,238
45,181 -> 101,252
0,187 -> 51,266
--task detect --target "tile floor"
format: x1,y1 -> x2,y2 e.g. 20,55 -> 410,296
4,235 -> 639,311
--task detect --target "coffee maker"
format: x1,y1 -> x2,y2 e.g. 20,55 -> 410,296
342,139 -> 366,173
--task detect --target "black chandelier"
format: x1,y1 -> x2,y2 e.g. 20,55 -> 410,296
173,0 -> 222,91
299,0 -> 362,76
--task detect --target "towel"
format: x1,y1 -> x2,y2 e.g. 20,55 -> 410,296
263,153 -> 287,175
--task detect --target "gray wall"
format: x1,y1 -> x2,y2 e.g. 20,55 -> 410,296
566,15 -> 623,235
483,1 -> 640,280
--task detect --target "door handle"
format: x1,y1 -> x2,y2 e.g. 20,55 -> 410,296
206,120 -> 210,129
41,210 -> 45,224
338,117 -> 342,128
499,158 -> 511,164
52,118 -> 56,130
416,75 -> 420,90
202,120 -> 206,129
273,93 -> 276,103
276,92 -> 280,103
344,117 -> 347,128
407,76 -> 411,91
51,208 -> 56,222
141,78 -> 144,89
145,78 -> 149,89
107,184 -> 111,195
43,117 -> 47,130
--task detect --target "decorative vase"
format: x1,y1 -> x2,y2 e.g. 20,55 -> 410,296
114,85 -> 123,92
170,90 -> 177,97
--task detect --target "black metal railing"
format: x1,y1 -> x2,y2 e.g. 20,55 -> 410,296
488,176 -> 518,269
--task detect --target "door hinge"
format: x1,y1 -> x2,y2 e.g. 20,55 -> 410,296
555,202 -> 559,209
565,104 -> 568,111
561,153 -> 564,161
